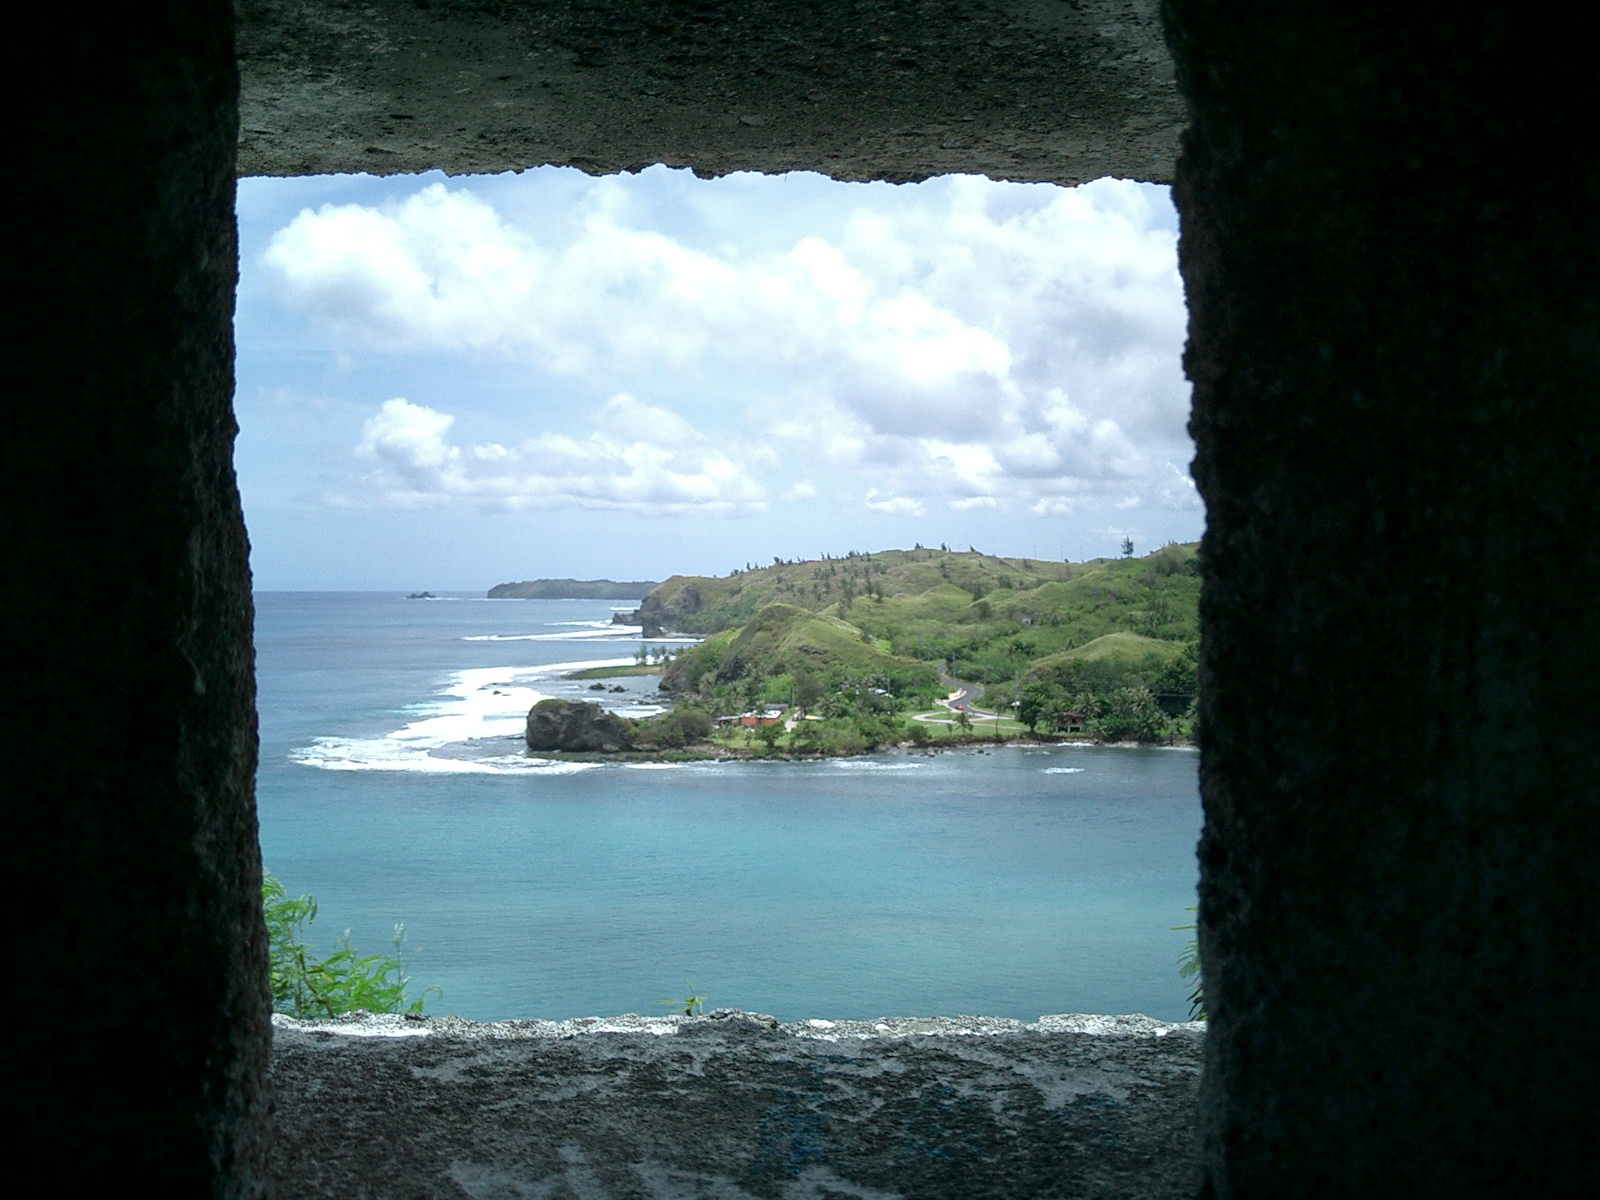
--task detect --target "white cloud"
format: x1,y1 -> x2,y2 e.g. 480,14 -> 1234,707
353,395 -> 766,516
266,174 -> 1191,518
1151,460 -> 1204,510
863,489 -> 927,518
265,187 -> 542,349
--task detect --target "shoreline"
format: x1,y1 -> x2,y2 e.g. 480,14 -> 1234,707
525,734 -> 1196,766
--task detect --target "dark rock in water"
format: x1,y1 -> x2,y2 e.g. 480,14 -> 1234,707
588,682 -> 607,690
526,699 -> 634,753
610,685 -> 626,693
613,608 -> 665,637
406,591 -> 436,599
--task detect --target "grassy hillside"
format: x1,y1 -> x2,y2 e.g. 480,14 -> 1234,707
1032,632 -> 1189,671
637,543 -> 1198,685
634,547 -> 1094,636
661,604 -> 941,712
641,544 -> 1200,744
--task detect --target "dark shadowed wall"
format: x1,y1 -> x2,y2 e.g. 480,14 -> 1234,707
4,2 -> 269,1194
6,0 -> 1595,1192
1165,2 -> 1599,1194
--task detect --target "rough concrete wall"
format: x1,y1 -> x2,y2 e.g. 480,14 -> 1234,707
4,3 -> 269,1194
238,0 -> 1179,184
1164,3 -> 1600,1194
270,1011 -> 1203,1198
12,2 -> 1592,1194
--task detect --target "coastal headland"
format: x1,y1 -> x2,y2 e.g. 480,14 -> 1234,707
522,545 -> 1200,760
488,577 -> 658,600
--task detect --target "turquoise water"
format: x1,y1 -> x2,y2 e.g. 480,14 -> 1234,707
255,592 -> 1201,1022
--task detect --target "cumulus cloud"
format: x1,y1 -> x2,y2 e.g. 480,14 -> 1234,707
265,187 -> 542,349
265,174 -> 1191,517
863,489 -> 927,518
354,395 -> 766,516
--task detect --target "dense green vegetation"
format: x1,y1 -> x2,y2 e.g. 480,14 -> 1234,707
263,872 -> 436,1018
640,544 -> 1199,746
645,603 -> 939,753
662,604 -> 940,705
1006,632 -> 1198,741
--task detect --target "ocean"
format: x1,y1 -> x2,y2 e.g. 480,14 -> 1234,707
254,591 -> 1203,1023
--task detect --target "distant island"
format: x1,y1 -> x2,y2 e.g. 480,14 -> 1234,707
487,578 -> 659,600
527,545 -> 1201,760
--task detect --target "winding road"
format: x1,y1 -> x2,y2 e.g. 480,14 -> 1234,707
919,662 -> 995,724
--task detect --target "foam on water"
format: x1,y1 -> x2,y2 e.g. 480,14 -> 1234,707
463,628 -> 699,643
290,656 -> 643,774
256,593 -> 1204,1023
1044,767 -> 1086,774
289,739 -> 599,775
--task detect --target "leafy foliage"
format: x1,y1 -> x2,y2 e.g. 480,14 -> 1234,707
1174,907 -> 1206,1020
632,708 -> 715,748
1008,634 -> 1198,741
263,872 -> 437,1018
658,984 -> 706,1016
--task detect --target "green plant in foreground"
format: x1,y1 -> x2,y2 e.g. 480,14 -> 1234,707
263,872 -> 438,1018
657,983 -> 706,1016
1173,906 -> 1206,1021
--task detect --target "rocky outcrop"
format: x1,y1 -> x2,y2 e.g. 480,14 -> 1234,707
611,608 -> 665,636
525,699 -> 633,753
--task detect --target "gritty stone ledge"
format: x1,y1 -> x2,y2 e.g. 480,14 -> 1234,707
270,1009 -> 1202,1198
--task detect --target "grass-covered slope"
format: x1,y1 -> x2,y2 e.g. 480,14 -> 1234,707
641,544 -> 1200,743
1032,632 -> 1190,671
634,547 -> 1092,636
661,604 -> 940,710
639,543 -> 1198,687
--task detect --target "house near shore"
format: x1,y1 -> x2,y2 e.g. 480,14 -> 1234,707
715,706 -> 788,728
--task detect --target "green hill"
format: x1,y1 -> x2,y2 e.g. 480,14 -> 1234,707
1034,632 -> 1189,670
661,604 -> 940,710
636,543 -> 1199,689
645,545 -> 1201,745
633,547 -> 1093,636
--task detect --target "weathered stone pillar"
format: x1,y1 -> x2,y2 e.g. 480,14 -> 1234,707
1164,3 -> 1599,1194
4,3 -> 268,1193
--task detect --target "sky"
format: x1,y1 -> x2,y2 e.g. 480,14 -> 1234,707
234,167 -> 1199,591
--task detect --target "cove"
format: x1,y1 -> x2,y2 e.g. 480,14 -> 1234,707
255,592 -> 1202,1023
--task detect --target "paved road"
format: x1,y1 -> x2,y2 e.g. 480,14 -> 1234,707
935,662 -> 990,714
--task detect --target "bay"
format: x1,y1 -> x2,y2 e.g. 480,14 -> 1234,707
255,591 -> 1202,1023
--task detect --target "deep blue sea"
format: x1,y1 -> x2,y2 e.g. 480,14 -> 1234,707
255,592 -> 1202,1023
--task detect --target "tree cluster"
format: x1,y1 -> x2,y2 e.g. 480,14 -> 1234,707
1014,646 -> 1198,743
